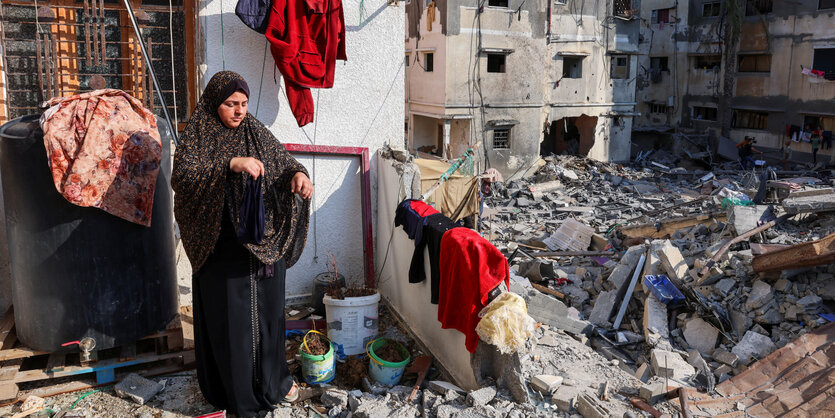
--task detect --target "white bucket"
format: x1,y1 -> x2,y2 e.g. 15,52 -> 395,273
323,292 -> 381,356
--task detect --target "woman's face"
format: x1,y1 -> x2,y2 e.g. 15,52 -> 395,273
218,91 -> 248,129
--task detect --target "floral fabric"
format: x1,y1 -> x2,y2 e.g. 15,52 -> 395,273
39,89 -> 162,226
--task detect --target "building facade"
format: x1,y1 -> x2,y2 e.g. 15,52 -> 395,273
406,0 -> 641,177
635,0 -> 835,162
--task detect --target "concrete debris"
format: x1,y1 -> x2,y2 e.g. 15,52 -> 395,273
321,389 -> 349,409
732,331 -> 778,365
575,392 -> 611,418
529,375 -> 563,395
114,373 -> 163,405
466,386 -> 497,407
651,349 -> 696,381
683,317 -> 719,355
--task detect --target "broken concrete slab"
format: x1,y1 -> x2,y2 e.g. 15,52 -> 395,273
728,205 -> 773,235
639,380 -> 666,403
607,245 -> 647,293
782,192 -> 835,214
114,373 -> 163,405
752,231 -> 835,272
588,290 -> 617,327
745,281 -> 774,310
656,241 -> 689,284
575,392 -> 611,418
732,331 -> 777,365
551,386 -> 582,412
544,218 -> 594,252
321,389 -> 349,409
714,278 -> 736,298
683,317 -> 719,355
525,291 -> 593,335
797,294 -> 823,314
530,375 -> 563,395
730,309 -> 753,338
643,292 -> 670,343
651,349 -> 696,380
466,386 -> 497,407
712,348 -> 739,368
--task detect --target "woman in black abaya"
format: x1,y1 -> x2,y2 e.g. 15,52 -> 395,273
172,71 -> 313,418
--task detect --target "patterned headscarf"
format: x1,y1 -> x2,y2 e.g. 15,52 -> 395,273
173,71 -> 310,271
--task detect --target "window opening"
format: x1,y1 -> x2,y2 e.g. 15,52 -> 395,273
562,56 -> 582,78
486,53 -> 506,73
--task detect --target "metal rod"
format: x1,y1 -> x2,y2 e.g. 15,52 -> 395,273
51,33 -> 59,97
91,0 -> 99,66
146,36 -> 153,111
35,28 -> 44,100
122,0 -> 177,144
83,0 -> 91,65
99,0 -> 105,67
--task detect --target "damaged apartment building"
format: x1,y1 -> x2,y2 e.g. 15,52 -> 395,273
405,0 -> 641,177
635,0 -> 835,163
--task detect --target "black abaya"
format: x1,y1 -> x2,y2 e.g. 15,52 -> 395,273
193,212 -> 293,418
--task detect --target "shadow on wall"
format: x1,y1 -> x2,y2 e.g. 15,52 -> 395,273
542,115 -> 597,157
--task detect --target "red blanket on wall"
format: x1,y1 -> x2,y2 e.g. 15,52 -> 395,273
438,228 -> 509,353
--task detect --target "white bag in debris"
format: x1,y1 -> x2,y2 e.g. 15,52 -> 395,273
475,292 -> 536,354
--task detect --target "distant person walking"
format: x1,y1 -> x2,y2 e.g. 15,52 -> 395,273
736,136 -> 762,170
782,139 -> 793,170
811,126 -> 822,165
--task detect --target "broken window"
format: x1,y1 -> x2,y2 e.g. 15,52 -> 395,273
611,55 -> 629,79
738,54 -> 771,73
562,57 -> 583,78
487,53 -> 506,73
0,0 -> 193,125
649,103 -> 668,114
613,0 -> 633,18
821,0 -> 835,10
651,8 -> 671,24
405,54 -> 410,67
492,127 -> 510,149
732,110 -> 769,130
702,1 -> 721,17
694,55 -> 721,70
488,0 -> 508,7
745,0 -> 772,16
813,48 -> 835,75
804,115 -> 835,131
650,57 -> 669,71
423,52 -> 434,72
692,106 -> 718,121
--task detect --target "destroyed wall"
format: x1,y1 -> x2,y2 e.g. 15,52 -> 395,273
376,154 -> 479,390
634,0 -> 690,128
199,0 -> 405,298
547,0 -> 640,163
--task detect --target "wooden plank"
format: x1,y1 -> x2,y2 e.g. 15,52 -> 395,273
0,358 -> 23,381
752,232 -> 835,273
531,283 -> 566,300
621,212 -> 726,239
0,381 -> 18,402
119,344 -> 136,362
0,347 -> 48,362
13,350 -> 190,384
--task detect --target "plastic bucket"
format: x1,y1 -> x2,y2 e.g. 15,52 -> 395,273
312,272 -> 345,316
298,330 -> 335,384
323,292 -> 381,356
367,338 -> 411,386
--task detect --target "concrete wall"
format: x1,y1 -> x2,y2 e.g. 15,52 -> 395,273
376,155 -> 477,390
198,0 -> 405,298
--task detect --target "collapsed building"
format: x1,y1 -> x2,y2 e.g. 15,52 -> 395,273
405,0 -> 639,177
635,0 -> 835,164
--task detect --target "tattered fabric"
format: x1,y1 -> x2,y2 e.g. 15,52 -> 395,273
39,89 -> 162,226
172,71 -> 310,271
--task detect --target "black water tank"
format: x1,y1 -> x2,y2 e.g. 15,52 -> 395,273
0,115 -> 178,352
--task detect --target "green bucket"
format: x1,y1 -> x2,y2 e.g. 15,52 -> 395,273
299,330 -> 335,384
367,338 -> 410,386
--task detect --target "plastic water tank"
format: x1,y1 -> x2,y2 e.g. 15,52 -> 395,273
0,115 -> 178,352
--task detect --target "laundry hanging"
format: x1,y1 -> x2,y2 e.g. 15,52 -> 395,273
235,0 -> 273,33
265,0 -> 347,127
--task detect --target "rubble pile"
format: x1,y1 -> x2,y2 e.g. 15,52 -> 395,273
481,154 -> 835,412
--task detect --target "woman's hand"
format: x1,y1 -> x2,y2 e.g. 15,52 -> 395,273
291,172 -> 313,199
230,157 -> 264,178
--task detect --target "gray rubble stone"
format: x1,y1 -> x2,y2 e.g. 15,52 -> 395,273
435,404 -> 467,418
551,385 -> 581,412
683,317 -> 719,355
527,291 -> 592,335
575,392 -> 611,418
427,381 -> 465,395
466,386 -> 497,407
588,290 -> 618,327
773,279 -> 792,293
321,389 -> 349,409
730,309 -> 753,338
714,278 -> 736,297
714,364 -> 733,378
797,295 -> 823,313
746,281 -> 774,310
643,293 -> 670,342
530,375 -> 563,394
651,349 -> 696,380
114,373 -> 163,405
607,245 -> 646,292
639,380 -> 666,403
713,348 -> 739,367
755,305 -> 784,325
656,242 -> 689,284
732,331 -> 777,365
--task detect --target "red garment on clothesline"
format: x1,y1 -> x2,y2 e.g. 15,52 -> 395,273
265,0 -> 347,127
438,228 -> 510,353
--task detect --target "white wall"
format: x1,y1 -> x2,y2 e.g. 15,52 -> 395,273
376,155 -> 477,390
198,0 -> 405,298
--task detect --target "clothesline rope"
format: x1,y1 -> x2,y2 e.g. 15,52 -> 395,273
255,39 -> 268,118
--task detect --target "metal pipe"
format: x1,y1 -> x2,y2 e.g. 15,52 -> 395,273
121,0 -> 178,145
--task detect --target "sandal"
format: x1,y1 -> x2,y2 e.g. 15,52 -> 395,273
282,381 -> 300,403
